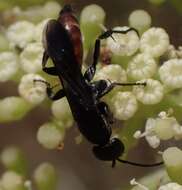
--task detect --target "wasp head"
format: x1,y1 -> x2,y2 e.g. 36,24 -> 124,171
92,138 -> 125,167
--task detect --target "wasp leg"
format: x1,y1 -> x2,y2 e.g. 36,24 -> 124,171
84,27 -> 139,82
100,81 -> 146,98
91,80 -> 146,99
47,87 -> 65,101
42,51 -> 59,76
34,79 -> 65,100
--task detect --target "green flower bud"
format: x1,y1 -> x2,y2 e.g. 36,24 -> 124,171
80,4 -> 105,49
37,122 -> 65,149
51,97 -> 73,128
0,97 -> 32,123
163,147 -> 182,184
1,146 -> 27,176
128,10 -> 152,34
1,171 -> 26,190
33,162 -> 57,190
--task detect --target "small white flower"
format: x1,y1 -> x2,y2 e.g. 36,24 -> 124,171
111,91 -> 138,120
0,52 -> 19,82
134,118 -> 156,140
133,79 -> 164,104
134,118 -> 160,148
144,118 -> 161,148
145,135 -> 161,149
106,26 -> 139,56
135,112 -> 181,148
20,42 -> 44,73
94,64 -> 127,83
154,117 -> 177,140
140,27 -> 170,58
18,74 -> 47,105
158,183 -> 182,190
6,21 -> 35,48
51,98 -> 74,128
127,53 -> 157,80
159,59 -> 182,89
34,19 -> 50,42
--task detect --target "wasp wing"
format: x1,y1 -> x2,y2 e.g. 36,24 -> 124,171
44,19 -> 93,105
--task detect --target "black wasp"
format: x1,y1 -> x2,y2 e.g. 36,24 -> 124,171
39,4 -> 163,167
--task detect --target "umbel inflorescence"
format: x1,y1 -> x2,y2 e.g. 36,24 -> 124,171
0,1 -> 182,190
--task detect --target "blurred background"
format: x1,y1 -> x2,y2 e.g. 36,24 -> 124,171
0,0 -> 181,190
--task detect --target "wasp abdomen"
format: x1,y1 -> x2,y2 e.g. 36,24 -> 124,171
59,11 -> 83,66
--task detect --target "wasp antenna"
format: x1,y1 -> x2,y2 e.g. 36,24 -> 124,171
113,82 -> 147,86
117,158 -> 163,167
33,79 -> 49,86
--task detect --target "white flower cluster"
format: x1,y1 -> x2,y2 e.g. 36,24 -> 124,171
1,17 -> 50,106
95,21 -> 179,120
95,65 -> 165,120
0,2 -> 75,150
106,26 -> 169,58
